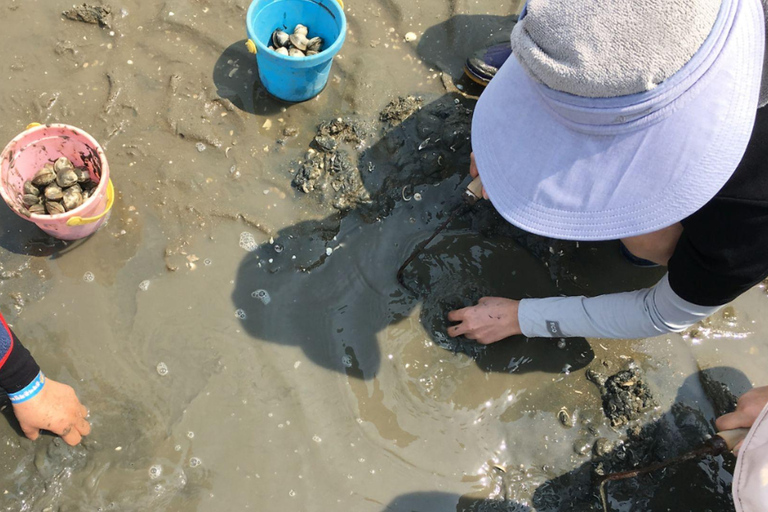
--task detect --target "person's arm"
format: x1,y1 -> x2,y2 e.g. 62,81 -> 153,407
517,273 -> 722,338
0,313 -> 90,446
448,273 -> 722,341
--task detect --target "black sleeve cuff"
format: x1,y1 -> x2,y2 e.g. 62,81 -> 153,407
0,330 -> 41,394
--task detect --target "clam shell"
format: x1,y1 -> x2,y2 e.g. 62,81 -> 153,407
22,194 -> 40,207
23,181 -> 40,196
62,186 -> 84,211
45,201 -> 65,216
306,50 -> 318,56
272,29 -> 290,48
306,37 -> 323,52
54,157 -> 74,174
288,48 -> 305,57
32,166 -> 56,187
75,167 -> 90,183
275,46 -> 289,56
289,33 -> 308,51
293,24 -> 308,37
28,203 -> 46,215
56,169 -> 79,188
44,184 -> 64,201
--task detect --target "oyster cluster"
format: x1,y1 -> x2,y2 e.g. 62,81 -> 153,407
269,24 -> 323,57
22,157 -> 98,216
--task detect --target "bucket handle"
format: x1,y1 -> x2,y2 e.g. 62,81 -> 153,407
66,179 -> 115,226
245,0 -> 344,54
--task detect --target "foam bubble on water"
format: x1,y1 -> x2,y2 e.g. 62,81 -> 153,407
83,271 -> 95,282
196,142 -> 206,152
174,445 -> 181,452
139,280 -> 150,291
189,457 -> 202,468
156,362 -> 169,376
149,465 -> 162,479
204,258 -> 212,266
274,244 -> 284,253
235,309 -> 247,320
239,232 -> 257,252
557,339 -> 566,349
187,431 -> 195,439
325,247 -> 333,256
312,435 -> 322,443
251,289 -> 271,305
341,355 -> 352,368
413,193 -> 422,201
288,490 -> 296,497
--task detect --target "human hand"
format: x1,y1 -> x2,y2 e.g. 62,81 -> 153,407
12,378 -> 90,446
447,297 -> 521,344
469,153 -> 489,200
715,386 -> 768,453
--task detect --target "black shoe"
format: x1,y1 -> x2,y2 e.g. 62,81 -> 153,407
464,41 -> 513,86
464,17 -> 518,86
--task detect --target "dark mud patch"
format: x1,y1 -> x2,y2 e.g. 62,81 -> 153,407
62,4 -> 113,28
292,118 -> 372,211
379,95 -> 424,126
533,402 -> 736,511
292,95 -> 473,217
588,364 -> 658,428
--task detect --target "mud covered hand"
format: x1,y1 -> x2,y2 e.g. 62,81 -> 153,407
447,297 -> 521,344
715,386 -> 768,453
469,153 -> 489,200
12,378 -> 90,446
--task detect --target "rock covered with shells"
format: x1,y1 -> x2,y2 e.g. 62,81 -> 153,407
269,24 -> 324,57
22,157 -> 98,216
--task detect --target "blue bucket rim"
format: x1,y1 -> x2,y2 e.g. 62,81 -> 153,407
246,0 -> 347,63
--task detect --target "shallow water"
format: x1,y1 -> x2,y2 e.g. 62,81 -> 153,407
1,1 -> 767,511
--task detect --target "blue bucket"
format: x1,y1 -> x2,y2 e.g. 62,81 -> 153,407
246,0 -> 346,102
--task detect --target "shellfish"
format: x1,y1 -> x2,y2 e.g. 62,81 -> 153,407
32,165 -> 56,187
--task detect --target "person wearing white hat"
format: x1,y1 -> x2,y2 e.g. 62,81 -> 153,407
448,0 -> 768,344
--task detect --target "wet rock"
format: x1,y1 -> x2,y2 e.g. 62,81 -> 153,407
593,437 -> 613,457
380,96 -> 424,126
62,3 -> 113,28
589,364 -> 658,428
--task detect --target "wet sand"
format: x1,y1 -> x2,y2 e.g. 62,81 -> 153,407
1,1 -> 767,511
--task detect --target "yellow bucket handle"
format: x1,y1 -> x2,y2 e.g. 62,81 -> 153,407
26,123 -> 41,130
67,179 -> 115,226
246,0 -> 343,54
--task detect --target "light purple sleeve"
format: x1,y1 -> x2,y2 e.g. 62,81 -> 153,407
517,273 -> 723,339
733,400 -> 768,511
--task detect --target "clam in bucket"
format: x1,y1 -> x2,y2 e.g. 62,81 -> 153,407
0,124 -> 114,241
246,0 -> 346,102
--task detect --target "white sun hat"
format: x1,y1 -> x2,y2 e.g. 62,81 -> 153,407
471,0 -> 766,241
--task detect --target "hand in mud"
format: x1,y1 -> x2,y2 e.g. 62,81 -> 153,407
715,386 -> 768,453
469,153 -> 489,200
447,297 -> 521,344
12,378 -> 90,446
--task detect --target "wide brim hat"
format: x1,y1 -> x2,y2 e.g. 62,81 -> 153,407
472,0 -> 766,241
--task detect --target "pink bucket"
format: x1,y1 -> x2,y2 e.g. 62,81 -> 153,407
0,124 -> 114,240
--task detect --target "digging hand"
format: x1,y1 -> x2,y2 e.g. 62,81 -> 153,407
715,385 -> 768,453
13,378 -> 90,446
447,297 -> 521,344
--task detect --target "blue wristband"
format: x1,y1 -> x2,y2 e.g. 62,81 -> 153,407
8,371 -> 45,404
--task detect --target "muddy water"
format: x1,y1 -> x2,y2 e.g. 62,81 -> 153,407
1,1 -> 767,511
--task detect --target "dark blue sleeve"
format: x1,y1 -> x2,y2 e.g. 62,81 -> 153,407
0,313 -> 40,394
